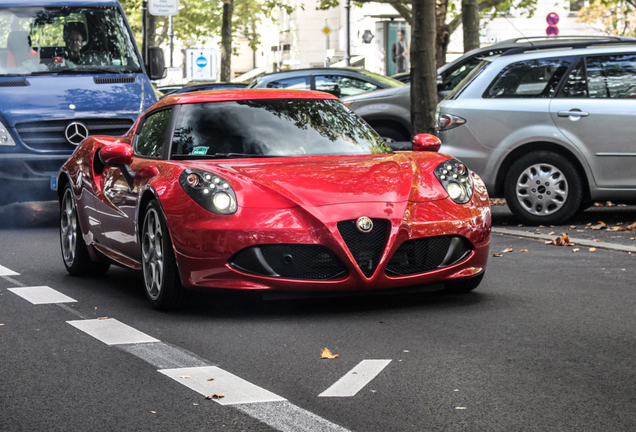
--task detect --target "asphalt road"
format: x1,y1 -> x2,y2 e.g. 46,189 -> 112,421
1,202 -> 635,431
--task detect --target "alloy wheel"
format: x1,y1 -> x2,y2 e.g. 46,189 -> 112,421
142,208 -> 164,301
61,188 -> 78,267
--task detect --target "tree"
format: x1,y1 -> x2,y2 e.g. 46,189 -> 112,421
462,0 -> 480,52
411,0 -> 437,135
577,0 -> 636,36
119,0 -> 288,77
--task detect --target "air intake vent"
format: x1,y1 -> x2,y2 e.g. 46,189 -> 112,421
94,77 -> 137,84
337,219 -> 389,278
386,236 -> 472,276
0,80 -> 29,87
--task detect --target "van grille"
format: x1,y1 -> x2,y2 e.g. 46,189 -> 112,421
14,118 -> 134,150
0,80 -> 29,87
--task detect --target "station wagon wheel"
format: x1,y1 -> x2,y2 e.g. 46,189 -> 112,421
60,183 -> 110,276
141,200 -> 183,310
504,151 -> 583,225
373,125 -> 409,143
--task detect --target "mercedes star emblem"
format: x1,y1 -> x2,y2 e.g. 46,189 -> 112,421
65,122 -> 89,146
356,216 -> 373,233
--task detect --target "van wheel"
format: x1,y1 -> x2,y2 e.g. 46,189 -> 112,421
373,126 -> 409,143
504,151 -> 583,225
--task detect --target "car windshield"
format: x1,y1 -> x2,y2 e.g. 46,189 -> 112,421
445,59 -> 492,100
0,6 -> 142,76
171,99 -> 393,158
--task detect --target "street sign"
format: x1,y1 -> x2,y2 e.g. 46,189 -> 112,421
185,49 -> 217,81
149,0 -> 178,16
546,25 -> 559,36
322,25 -> 331,36
546,12 -> 559,25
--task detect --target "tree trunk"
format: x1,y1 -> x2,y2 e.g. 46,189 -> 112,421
220,0 -> 233,82
435,0 -> 449,68
411,0 -> 438,136
462,0 -> 480,52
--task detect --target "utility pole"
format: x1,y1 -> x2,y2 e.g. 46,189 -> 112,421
142,0 -> 148,66
169,15 -> 174,67
344,0 -> 350,66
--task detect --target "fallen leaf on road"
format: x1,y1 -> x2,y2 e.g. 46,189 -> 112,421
456,407 -> 467,410
520,249 -> 528,252
206,394 -> 225,400
320,348 -> 339,359
590,221 -> 608,230
179,375 -> 191,379
572,248 -> 580,252
207,378 -> 214,381
97,317 -> 108,320
150,411 -> 156,414
570,225 -> 576,230
549,233 -> 575,246
492,253 -> 503,257
589,248 -> 597,252
534,231 -> 542,235
502,245 -> 513,253
549,232 -> 555,235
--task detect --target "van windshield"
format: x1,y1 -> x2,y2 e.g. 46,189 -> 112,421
0,6 -> 142,76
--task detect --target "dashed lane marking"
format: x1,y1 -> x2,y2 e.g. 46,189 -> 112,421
0,264 -> 19,276
236,401 -> 351,432
67,318 -> 160,345
159,366 -> 286,405
319,359 -> 392,397
8,286 -> 76,304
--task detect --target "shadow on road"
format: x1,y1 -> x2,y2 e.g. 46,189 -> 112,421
0,201 -> 58,229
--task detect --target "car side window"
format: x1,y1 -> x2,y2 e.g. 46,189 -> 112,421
560,61 -> 587,98
484,58 -> 572,99
586,54 -> 636,98
135,109 -> 172,158
265,77 -> 310,89
315,75 -> 378,97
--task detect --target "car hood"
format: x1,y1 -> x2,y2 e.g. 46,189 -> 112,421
341,85 -> 409,103
185,153 -> 449,208
0,75 -> 145,126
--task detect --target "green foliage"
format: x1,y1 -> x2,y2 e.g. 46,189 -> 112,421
577,0 -> 636,36
119,0 -> 287,52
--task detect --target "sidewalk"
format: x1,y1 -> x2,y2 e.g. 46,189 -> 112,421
491,201 -> 636,253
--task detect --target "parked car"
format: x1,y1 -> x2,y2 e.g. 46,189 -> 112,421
437,44 -> 636,225
0,0 -> 162,206
160,81 -> 248,97
344,36 -> 636,142
58,89 -> 491,309
249,67 -> 404,98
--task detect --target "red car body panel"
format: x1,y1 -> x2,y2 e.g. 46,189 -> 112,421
59,89 -> 491,294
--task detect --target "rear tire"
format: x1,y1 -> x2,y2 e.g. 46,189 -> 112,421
373,125 -> 410,143
141,200 -> 183,310
444,273 -> 484,294
504,151 -> 583,225
60,184 -> 110,276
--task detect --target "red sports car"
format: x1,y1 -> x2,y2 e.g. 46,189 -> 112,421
58,89 -> 491,309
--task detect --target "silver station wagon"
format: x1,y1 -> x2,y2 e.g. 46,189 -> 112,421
437,44 -> 636,225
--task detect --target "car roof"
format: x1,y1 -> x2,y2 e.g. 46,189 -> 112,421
151,89 -> 339,111
493,44 -> 636,64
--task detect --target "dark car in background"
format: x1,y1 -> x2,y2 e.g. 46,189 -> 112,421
345,36 -> 636,142
249,67 -> 404,98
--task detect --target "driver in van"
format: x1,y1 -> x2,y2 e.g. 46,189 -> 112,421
63,30 -> 85,64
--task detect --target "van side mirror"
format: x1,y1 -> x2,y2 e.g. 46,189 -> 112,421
147,47 -> 166,80
412,134 -> 441,152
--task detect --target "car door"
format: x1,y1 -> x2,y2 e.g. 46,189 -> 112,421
550,53 -> 636,188
98,108 -> 173,260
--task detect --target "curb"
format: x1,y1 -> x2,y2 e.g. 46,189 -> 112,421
492,227 -> 636,253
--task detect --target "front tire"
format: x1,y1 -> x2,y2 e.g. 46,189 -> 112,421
141,200 -> 183,310
504,151 -> 583,225
60,184 -> 110,276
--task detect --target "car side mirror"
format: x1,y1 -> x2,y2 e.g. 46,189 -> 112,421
99,143 -> 134,166
412,134 -> 441,152
147,47 -> 166,81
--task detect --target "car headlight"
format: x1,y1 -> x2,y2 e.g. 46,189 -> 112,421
434,159 -> 473,204
0,122 -> 16,146
179,168 -> 237,214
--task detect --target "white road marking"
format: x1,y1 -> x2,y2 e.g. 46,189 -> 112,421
319,359 -> 392,397
118,342 -> 211,369
236,401 -> 351,432
8,286 -> 76,304
67,318 -> 159,345
0,265 -> 19,276
159,366 -> 286,405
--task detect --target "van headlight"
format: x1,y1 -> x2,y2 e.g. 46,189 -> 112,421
0,122 -> 16,146
434,159 -> 473,204
179,168 -> 237,214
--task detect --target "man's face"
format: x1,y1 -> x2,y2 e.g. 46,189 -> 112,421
398,32 -> 404,42
66,32 -> 83,53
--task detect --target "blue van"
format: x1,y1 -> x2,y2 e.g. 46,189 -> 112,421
0,0 -> 162,205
